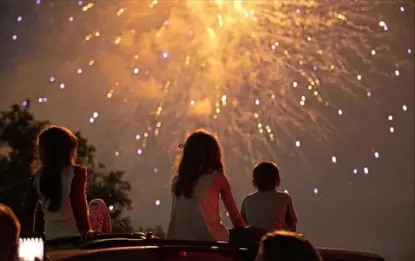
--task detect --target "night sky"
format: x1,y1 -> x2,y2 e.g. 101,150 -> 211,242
0,1 -> 414,261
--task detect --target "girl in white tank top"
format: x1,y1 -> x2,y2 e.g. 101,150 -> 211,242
166,129 -> 245,242
23,126 -> 91,239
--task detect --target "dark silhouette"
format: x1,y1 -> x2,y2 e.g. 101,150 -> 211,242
0,101 -> 134,232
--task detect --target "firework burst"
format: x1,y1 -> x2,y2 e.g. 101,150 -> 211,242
34,0 -> 400,161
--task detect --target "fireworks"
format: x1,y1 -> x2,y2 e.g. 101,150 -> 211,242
19,0 -> 411,161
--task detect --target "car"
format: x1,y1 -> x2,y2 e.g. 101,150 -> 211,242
44,233 -> 385,261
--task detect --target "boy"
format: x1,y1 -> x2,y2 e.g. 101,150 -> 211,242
241,162 -> 298,232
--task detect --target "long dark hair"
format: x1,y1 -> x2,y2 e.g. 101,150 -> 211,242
37,126 -> 78,212
174,129 -> 224,199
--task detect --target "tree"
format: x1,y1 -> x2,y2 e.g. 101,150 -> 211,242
0,101 -> 133,231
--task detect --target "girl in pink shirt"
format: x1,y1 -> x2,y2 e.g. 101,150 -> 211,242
24,126 -> 91,239
166,129 -> 246,242
89,199 -> 112,233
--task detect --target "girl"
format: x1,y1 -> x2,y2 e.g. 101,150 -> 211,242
166,129 -> 246,242
24,126 -> 91,239
89,199 -> 112,233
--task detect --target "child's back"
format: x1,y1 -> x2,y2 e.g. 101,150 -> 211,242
241,162 -> 298,232
241,190 -> 296,232
166,129 -> 245,242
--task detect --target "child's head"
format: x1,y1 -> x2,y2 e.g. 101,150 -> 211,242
252,161 -> 280,191
174,129 -> 224,198
0,204 -> 20,261
37,126 -> 78,212
38,126 -> 78,167
256,231 -> 322,261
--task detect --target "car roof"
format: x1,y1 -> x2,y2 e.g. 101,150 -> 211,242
46,238 -> 385,261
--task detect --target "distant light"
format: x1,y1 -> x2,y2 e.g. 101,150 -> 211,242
12,34 -> 17,40
22,101 -> 28,107
155,200 -> 160,206
190,100 -> 195,106
133,68 -> 139,74
59,83 -> 65,89
388,115 -> 393,120
255,99 -> 260,105
115,151 -> 120,156
42,97 -> 48,103
400,6 -> 404,12
93,112 -> 99,118
78,1 -> 83,6
109,205 -> 114,211
17,16 -> 22,22
371,50 -> 376,56
137,149 -> 143,155
69,16 -> 74,22
36,0 -> 41,4
402,105 -> 407,111
295,8 -> 301,14
89,117 -> 94,123
135,134 -> 141,140
77,68 -> 83,74
389,126 -> 395,133
367,91 -> 372,97
292,81 -> 298,88
295,141 -> 300,147
49,76 -> 55,82
353,169 -> 358,174
363,167 -> 369,174
313,188 -> 319,194
395,70 -> 400,76
284,190 -> 288,193
374,152 -> 379,158
331,156 -> 337,163
357,75 -> 362,80
408,48 -> 412,54
338,109 -> 343,116
162,52 -> 168,58
153,168 -> 158,173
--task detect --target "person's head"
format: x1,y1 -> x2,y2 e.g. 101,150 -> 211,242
0,204 -> 20,261
252,161 -> 280,191
174,129 -> 224,198
256,231 -> 322,261
37,126 -> 78,212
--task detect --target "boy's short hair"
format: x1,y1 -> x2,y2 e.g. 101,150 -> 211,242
253,161 -> 280,191
0,204 -> 20,259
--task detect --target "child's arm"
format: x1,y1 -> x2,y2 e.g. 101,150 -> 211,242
215,173 -> 246,228
22,176 -> 40,235
240,198 -> 248,224
71,166 -> 92,234
285,195 -> 298,232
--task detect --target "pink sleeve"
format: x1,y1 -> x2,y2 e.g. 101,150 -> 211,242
70,166 -> 91,234
214,173 -> 246,228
